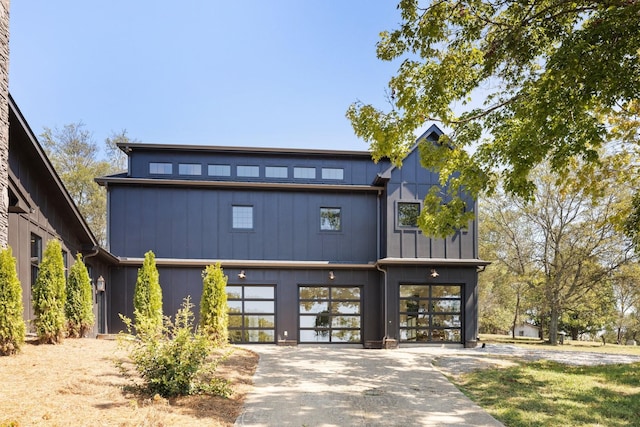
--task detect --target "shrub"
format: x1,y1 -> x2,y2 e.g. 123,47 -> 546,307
65,254 -> 94,337
119,297 -> 232,398
199,263 -> 229,346
0,247 -> 26,355
33,239 -> 66,344
133,250 -> 163,334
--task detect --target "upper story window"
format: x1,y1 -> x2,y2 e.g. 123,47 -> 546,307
321,168 -> 344,180
294,167 -> 316,179
149,162 -> 173,175
320,207 -> 341,231
398,202 -> 420,228
178,163 -> 202,176
237,165 -> 260,178
208,164 -> 231,177
232,205 -> 254,229
265,166 -> 288,178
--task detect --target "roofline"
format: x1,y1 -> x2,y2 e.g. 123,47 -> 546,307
116,257 -> 376,269
117,142 -> 373,157
376,257 -> 491,267
9,94 -> 99,246
95,176 -> 384,192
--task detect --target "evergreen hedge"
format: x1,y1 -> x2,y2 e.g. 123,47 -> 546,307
65,253 -> 94,337
0,247 -> 26,355
199,263 -> 229,346
33,239 -> 66,344
133,250 -> 163,333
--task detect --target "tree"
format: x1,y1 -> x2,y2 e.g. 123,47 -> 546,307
65,254 -> 94,337
199,263 -> 229,346
40,124 -> 137,245
610,263 -> 640,343
133,250 -> 163,333
0,247 -> 25,355
33,240 -> 66,344
347,1 -> 640,236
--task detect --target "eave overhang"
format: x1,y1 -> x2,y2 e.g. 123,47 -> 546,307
95,176 -> 383,193
116,257 -> 376,269
376,257 -> 491,267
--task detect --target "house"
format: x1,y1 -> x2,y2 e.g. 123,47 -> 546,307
512,323 -> 540,339
8,95 -> 116,335
97,125 -> 489,347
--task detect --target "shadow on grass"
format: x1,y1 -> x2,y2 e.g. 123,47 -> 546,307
456,361 -> 640,427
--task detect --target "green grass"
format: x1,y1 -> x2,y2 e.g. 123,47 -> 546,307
453,360 -> 640,427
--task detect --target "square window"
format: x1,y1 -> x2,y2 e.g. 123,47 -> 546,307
237,165 -> 260,177
208,164 -> 231,176
178,163 -> 202,175
398,202 -> 420,227
265,166 -> 288,178
233,205 -> 253,229
320,207 -> 341,231
294,167 -> 316,179
321,168 -> 344,180
149,162 -> 172,174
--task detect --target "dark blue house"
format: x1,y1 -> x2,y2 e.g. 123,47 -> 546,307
97,125 -> 488,347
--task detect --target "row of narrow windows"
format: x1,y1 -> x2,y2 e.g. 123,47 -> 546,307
149,162 -> 345,180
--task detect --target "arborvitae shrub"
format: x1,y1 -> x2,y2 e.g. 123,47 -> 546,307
199,263 -> 229,346
0,247 -> 26,355
65,253 -> 94,337
133,250 -> 163,334
33,239 -> 66,344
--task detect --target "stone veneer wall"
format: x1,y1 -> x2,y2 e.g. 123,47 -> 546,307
0,0 -> 8,248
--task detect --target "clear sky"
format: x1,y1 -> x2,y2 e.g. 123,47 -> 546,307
9,1 -> 406,153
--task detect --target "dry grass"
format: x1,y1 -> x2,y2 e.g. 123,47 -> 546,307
0,338 -> 258,427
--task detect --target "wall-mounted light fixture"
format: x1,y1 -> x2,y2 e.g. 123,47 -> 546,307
430,268 -> 439,278
238,270 -> 246,279
96,275 -> 106,292
329,271 -> 335,280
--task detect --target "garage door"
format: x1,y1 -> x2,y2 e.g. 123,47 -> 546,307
299,286 -> 361,343
227,285 -> 275,343
399,284 -> 462,343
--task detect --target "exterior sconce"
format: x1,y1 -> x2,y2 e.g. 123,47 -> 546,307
430,269 -> 439,278
238,270 -> 246,279
96,275 -> 106,292
329,271 -> 335,280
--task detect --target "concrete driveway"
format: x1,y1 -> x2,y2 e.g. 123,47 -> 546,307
234,345 -> 504,427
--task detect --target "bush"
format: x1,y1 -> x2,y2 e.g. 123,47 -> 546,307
0,247 -> 26,355
199,263 -> 229,346
119,297 -> 232,398
133,250 -> 163,334
33,239 -> 66,344
65,254 -> 94,337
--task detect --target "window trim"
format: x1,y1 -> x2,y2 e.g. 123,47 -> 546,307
396,200 -> 421,229
149,162 -> 173,175
320,207 -> 342,232
232,205 -> 254,230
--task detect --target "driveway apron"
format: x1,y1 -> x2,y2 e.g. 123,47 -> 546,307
235,346 -> 504,427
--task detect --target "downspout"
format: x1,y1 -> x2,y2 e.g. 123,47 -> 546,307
375,189 -> 389,344
376,262 -> 388,344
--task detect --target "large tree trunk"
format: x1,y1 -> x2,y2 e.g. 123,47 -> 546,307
0,0 -> 9,249
511,293 -> 520,339
549,306 -> 560,345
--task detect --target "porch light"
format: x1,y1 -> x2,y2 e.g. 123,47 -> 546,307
238,270 -> 246,279
96,276 -> 106,292
430,269 -> 439,278
329,271 -> 335,280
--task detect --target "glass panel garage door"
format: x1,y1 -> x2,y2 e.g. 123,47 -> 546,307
299,286 -> 361,343
399,284 -> 462,343
227,285 -> 275,343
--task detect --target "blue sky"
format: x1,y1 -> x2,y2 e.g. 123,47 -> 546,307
9,2 -> 406,153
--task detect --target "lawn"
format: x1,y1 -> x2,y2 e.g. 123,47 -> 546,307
0,338 -> 258,426
452,359 -> 640,427
480,333 -> 640,356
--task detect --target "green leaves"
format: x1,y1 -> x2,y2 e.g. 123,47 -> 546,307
348,1 -> 640,236
133,251 -> 163,335
0,247 -> 25,355
199,263 -> 229,346
65,254 -> 94,338
33,240 -> 66,344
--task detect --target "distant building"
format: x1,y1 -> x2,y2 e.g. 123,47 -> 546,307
512,323 -> 540,339
98,125 -> 489,347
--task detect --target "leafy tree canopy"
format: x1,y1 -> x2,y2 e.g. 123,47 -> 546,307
347,0 -> 640,236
